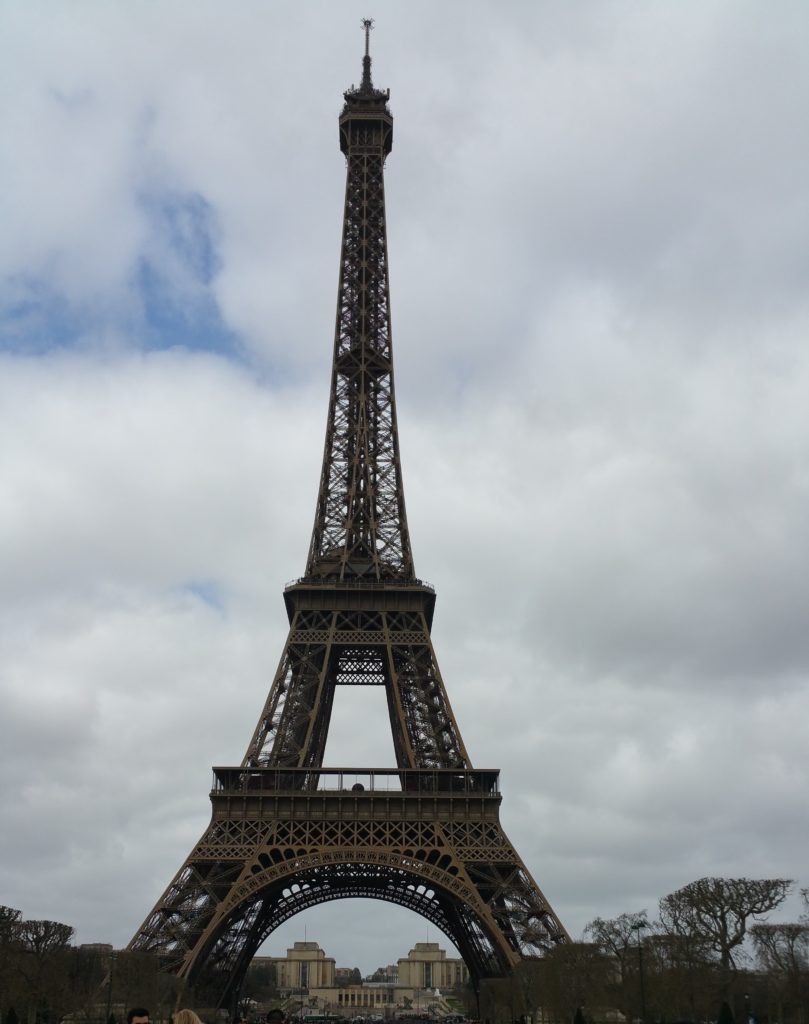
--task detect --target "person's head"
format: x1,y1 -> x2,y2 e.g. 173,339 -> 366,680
127,1010 -> 149,1024
173,1010 -> 204,1024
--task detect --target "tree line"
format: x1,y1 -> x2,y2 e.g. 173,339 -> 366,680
476,877 -> 808,1024
3,877 -> 808,1024
0,906 -> 180,1024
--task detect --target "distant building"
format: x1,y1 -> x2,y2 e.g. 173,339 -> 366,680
367,964 -> 399,984
397,943 -> 468,990
253,939 -> 466,1013
254,941 -> 336,991
332,983 -> 398,1012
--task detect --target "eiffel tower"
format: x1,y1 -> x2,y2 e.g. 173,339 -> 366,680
128,22 -> 568,1005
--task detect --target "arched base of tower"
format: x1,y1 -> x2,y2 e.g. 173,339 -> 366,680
130,771 -> 567,1010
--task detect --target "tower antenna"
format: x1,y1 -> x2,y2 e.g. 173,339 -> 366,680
360,18 -> 374,90
362,17 -> 374,56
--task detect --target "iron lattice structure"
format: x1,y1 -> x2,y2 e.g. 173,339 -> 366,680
128,26 -> 568,1006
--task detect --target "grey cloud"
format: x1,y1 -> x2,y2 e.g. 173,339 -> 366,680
1,0 -> 808,974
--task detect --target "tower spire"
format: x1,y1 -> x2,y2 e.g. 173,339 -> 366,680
308,22 -> 400,581
361,17 -> 374,91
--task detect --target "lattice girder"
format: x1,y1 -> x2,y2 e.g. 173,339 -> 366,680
242,591 -> 468,772
128,34 -> 569,1009
307,129 -> 412,582
129,770 -> 568,1004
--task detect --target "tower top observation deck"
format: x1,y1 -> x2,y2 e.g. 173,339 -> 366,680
340,18 -> 392,156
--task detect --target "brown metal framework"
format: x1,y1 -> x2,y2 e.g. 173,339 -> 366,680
128,24 -> 568,1006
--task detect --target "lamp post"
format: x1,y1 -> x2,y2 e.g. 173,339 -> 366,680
105,951 -> 117,1024
631,921 -> 647,1024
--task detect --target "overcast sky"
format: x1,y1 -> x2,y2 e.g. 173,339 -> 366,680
2,0 -> 809,977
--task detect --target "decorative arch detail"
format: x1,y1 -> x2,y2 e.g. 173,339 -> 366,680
182,850 -> 512,994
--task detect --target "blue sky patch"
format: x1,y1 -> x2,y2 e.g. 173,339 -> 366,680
183,580 -> 225,612
135,188 -> 243,357
140,190 -> 221,286
135,254 -> 240,357
0,277 -> 92,354
0,188 -> 246,360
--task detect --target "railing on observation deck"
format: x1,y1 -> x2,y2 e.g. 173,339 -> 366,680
211,766 -> 499,797
285,577 -> 435,592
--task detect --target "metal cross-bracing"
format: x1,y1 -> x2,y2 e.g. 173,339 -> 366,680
128,770 -> 568,1006
128,27 -> 569,1008
241,587 -> 469,771
306,51 -> 412,583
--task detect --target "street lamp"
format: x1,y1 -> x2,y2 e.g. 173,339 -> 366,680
105,950 -> 117,1024
630,921 -> 647,1024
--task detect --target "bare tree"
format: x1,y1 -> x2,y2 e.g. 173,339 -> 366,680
585,910 -> 649,963
0,906 -> 22,939
537,942 -> 614,1024
477,974 -> 512,1024
0,907 -> 24,1017
17,919 -> 74,958
14,918 -> 75,1024
751,922 -> 809,1024
584,911 -> 649,1021
659,877 -> 792,970
752,923 -> 809,975
643,930 -> 720,1024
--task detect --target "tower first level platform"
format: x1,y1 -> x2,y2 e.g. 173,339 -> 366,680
132,767 -> 565,1005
